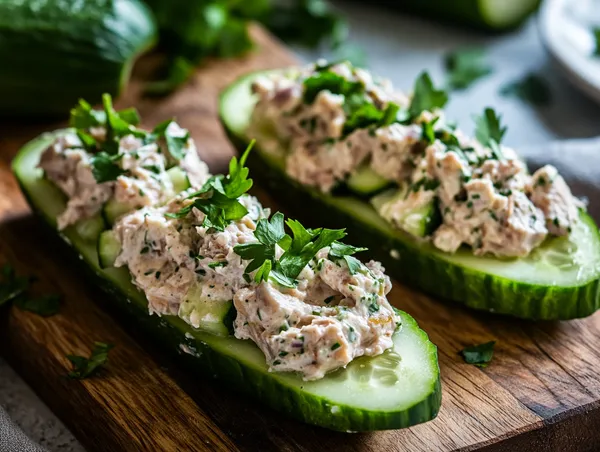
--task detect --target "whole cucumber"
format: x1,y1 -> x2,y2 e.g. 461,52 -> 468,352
0,0 -> 157,117
353,0 -> 542,31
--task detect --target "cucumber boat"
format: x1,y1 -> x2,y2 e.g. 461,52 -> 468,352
12,99 -> 441,431
219,66 -> 600,320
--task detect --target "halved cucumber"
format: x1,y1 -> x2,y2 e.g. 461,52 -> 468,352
219,71 -> 600,320
347,165 -> 391,196
72,214 -> 106,242
12,130 -> 441,432
97,230 -> 121,269
166,166 -> 191,193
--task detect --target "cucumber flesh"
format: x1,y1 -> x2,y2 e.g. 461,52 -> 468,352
166,166 -> 191,193
219,71 -> 600,320
12,130 -> 442,432
102,199 -> 132,225
73,214 -> 106,242
371,186 -> 441,238
346,165 -> 391,196
178,284 -> 234,337
97,230 -> 121,269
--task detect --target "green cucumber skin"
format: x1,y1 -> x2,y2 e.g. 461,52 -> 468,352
0,0 -> 157,117
352,0 -> 541,32
12,131 -> 442,432
225,132 -> 600,321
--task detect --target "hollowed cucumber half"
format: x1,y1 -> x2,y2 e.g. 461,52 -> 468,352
219,71 -> 600,320
12,130 -> 441,432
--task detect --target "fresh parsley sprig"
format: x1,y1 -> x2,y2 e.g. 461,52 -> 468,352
166,141 -> 254,231
235,214 -> 347,287
474,107 -> 507,160
67,342 -> 115,379
328,242 -> 367,275
408,72 -> 449,120
0,264 -> 61,317
445,48 -> 492,91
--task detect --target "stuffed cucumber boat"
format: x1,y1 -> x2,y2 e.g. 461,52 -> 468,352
12,96 -> 441,431
219,62 -> 600,320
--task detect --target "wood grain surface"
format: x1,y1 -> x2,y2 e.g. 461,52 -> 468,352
1,25 -> 600,452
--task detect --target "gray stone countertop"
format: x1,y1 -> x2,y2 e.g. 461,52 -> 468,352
2,3 -> 599,451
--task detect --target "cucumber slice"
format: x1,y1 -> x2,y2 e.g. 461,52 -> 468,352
178,284 -> 234,337
166,166 -> 191,193
371,186 -> 441,238
347,165 -> 391,196
102,198 -> 132,225
12,130 -> 442,432
219,71 -> 600,320
72,214 -> 106,242
97,230 -> 121,269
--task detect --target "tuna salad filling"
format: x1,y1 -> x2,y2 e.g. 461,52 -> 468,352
249,61 -> 583,258
39,95 -> 209,229
112,147 -> 400,381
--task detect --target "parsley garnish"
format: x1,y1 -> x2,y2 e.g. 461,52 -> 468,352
166,141 -> 254,231
235,214 -> 346,288
421,117 -> 440,144
445,48 -> 492,91
14,295 -> 61,318
0,264 -> 30,307
460,341 -> 495,368
0,264 -> 61,317
474,107 -> 507,160
90,152 -> 126,183
67,342 -> 115,379
328,242 -> 367,275
500,74 -> 552,107
594,28 -> 600,56
408,72 -> 448,119
303,70 -> 363,104
152,120 -> 190,160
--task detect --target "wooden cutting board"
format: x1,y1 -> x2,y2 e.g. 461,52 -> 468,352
1,25 -> 600,452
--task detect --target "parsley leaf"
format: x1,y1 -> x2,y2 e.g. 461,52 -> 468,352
474,107 -> 507,160
0,264 -> 30,307
234,212 -> 288,282
14,294 -> 61,317
421,117 -> 440,144
67,342 -> 115,379
409,72 -> 449,119
460,341 -> 496,368
500,74 -> 552,106
70,99 -> 105,129
445,48 -> 492,91
328,241 -> 367,274
303,70 -> 363,104
90,152 -> 126,183
167,141 -> 254,231
152,120 -> 190,160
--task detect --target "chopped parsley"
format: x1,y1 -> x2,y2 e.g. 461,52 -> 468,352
408,72 -> 448,120
445,48 -> 492,91
421,117 -> 440,144
14,294 -> 61,318
208,261 -> 228,269
67,342 -> 115,379
166,141 -> 254,231
0,264 -> 61,317
0,264 -> 30,307
459,341 -> 495,368
594,28 -> 600,56
331,342 -> 341,351
474,107 -> 507,160
328,241 -> 367,275
235,214 -> 346,288
151,119 -> 190,160
90,152 -> 126,183
500,73 -> 552,107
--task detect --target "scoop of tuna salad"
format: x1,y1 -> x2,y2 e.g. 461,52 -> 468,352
249,61 -> 583,258
38,95 -> 209,230
111,146 -> 400,380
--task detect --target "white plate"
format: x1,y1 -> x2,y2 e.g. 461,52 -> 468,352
539,0 -> 600,105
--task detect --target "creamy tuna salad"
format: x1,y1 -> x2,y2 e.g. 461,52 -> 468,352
39,96 -> 209,229
111,148 -> 400,381
249,61 -> 583,258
